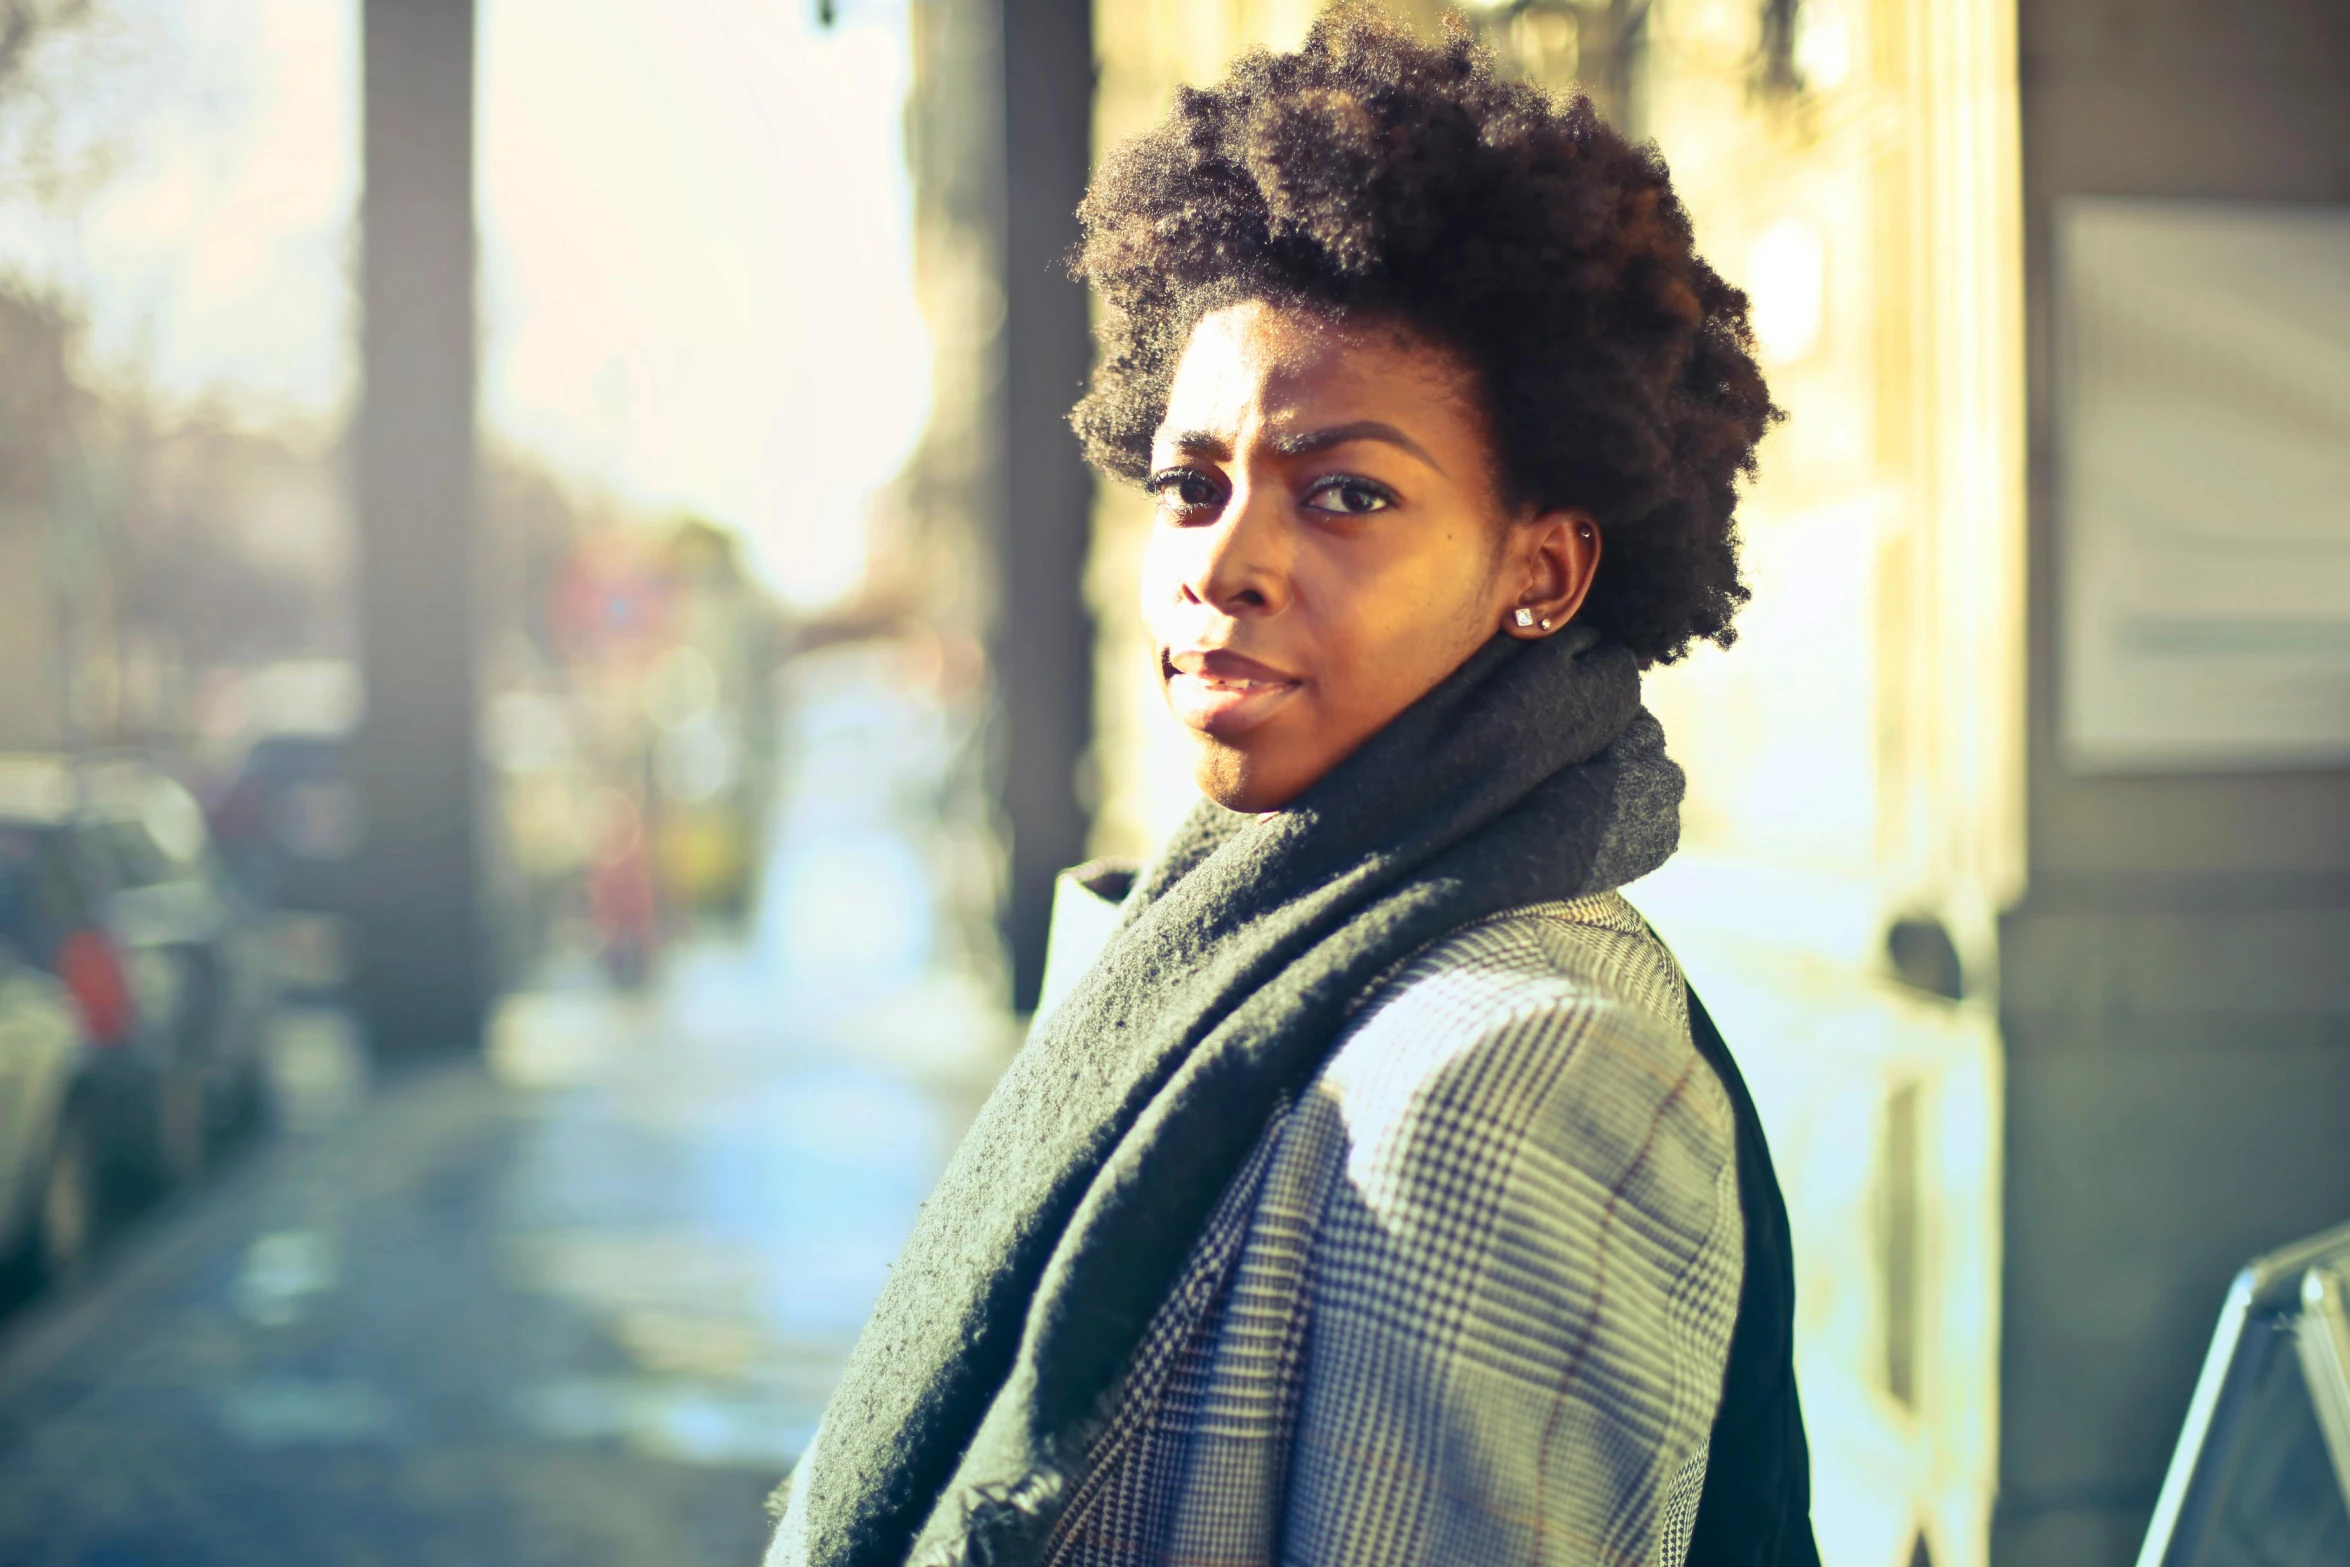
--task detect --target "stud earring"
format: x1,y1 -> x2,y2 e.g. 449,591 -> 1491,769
1539,618 -> 1552,631
1513,607 -> 1535,628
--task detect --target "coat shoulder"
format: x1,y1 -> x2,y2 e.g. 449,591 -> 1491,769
1317,892 -> 1738,1175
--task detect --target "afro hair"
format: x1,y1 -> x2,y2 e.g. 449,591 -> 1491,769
1070,5 -> 1778,664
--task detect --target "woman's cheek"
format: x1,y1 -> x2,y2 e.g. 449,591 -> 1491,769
1137,529 -> 1183,630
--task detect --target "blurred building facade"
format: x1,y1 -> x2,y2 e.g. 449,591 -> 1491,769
1998,0 -> 2350,1563
0,294 -> 355,758
1631,0 -> 2025,1560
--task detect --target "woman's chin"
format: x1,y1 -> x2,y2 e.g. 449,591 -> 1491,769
1189,741 -> 1311,815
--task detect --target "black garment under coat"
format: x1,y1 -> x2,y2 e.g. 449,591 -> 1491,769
1683,985 -> 1824,1567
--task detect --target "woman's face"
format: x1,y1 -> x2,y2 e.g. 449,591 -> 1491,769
1141,299 -> 1599,812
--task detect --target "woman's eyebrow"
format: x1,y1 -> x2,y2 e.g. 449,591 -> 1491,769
1154,421 -> 1445,475
1157,430 -> 1234,462
1266,420 -> 1445,474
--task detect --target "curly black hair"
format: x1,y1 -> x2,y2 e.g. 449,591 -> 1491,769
1070,6 -> 1778,664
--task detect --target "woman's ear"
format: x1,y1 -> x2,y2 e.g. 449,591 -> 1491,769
1501,508 -> 1601,638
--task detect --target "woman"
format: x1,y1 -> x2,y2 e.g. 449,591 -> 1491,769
768,10 -> 1814,1566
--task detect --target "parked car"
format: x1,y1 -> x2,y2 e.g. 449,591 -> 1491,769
0,756 -> 279,1208
205,732 -> 359,918
0,824 -> 106,1295
204,733 -> 359,999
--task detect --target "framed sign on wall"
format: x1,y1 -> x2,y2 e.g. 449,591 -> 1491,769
2058,198 -> 2350,773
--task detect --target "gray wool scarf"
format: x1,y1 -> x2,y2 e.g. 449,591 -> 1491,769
772,625 -> 1685,1567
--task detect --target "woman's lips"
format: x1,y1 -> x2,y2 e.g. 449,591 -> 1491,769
1162,648 -> 1303,736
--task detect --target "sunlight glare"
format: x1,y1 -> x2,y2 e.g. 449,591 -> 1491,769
482,0 -> 930,609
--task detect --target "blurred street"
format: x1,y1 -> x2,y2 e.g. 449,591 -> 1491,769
0,649 -> 1015,1567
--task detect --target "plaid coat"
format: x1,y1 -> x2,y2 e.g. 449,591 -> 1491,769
1034,891 -> 1744,1567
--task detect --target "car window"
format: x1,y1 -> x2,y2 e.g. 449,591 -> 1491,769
96,782 -> 211,892
98,818 -> 181,891
141,780 -> 209,865
0,824 -> 93,965
0,827 -> 43,961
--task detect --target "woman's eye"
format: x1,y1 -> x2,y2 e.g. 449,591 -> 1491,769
1146,469 -> 1222,512
1304,477 -> 1394,516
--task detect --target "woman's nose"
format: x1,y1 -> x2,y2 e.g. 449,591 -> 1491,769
1183,483 -> 1291,616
